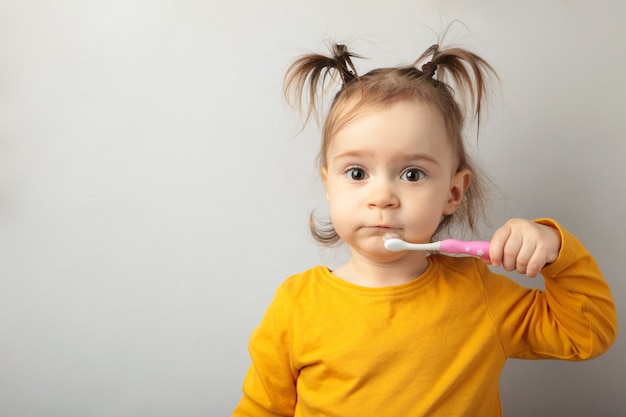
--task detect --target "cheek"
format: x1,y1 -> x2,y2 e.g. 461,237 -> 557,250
326,190 -> 357,230
403,191 -> 450,233
327,194 -> 350,220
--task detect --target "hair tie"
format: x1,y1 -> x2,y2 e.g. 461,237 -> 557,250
333,44 -> 359,86
422,61 -> 437,78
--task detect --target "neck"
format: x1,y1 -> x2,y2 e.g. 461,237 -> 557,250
332,251 -> 430,288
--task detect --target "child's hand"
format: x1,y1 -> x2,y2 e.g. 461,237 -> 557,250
486,219 -> 562,278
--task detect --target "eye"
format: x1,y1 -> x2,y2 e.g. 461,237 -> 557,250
401,167 -> 426,182
345,167 -> 368,181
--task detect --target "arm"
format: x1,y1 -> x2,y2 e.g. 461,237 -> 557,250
484,218 -> 617,360
232,289 -> 297,417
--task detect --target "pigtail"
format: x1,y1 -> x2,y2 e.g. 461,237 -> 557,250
284,44 -> 361,126
309,212 -> 341,245
413,43 -> 498,131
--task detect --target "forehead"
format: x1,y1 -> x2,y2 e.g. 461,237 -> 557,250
328,100 -> 453,161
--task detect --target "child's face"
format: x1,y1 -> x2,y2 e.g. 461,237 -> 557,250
321,100 -> 469,257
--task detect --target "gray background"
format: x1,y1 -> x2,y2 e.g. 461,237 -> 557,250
0,1 -> 624,416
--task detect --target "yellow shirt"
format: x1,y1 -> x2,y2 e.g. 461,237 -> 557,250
232,220 -> 617,416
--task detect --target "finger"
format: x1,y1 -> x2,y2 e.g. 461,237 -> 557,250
488,225 -> 512,267
514,240 -> 537,276
501,233 -> 523,272
526,239 -> 556,278
525,244 -> 551,278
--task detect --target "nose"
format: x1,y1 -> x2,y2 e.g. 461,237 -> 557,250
368,177 -> 399,209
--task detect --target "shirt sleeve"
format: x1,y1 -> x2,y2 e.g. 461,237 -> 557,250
482,219 -> 618,360
231,287 -> 297,417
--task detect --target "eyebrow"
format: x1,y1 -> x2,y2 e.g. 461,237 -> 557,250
333,150 -> 441,165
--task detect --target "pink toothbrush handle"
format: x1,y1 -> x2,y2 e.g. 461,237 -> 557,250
439,239 -> 490,259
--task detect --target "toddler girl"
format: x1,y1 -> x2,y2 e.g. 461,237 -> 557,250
231,37 -> 617,417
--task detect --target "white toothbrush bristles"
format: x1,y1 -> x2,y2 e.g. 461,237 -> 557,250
384,238 -> 408,251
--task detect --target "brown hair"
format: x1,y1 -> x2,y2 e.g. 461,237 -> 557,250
284,36 -> 498,245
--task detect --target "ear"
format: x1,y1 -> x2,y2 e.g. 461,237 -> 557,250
320,166 -> 329,200
443,169 -> 471,215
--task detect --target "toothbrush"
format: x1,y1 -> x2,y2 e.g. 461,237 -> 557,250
384,237 -> 490,259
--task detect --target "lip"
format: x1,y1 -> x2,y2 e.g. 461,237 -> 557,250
367,225 -> 402,233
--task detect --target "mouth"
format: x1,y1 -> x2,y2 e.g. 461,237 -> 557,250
372,225 -> 399,231
368,226 -> 403,241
